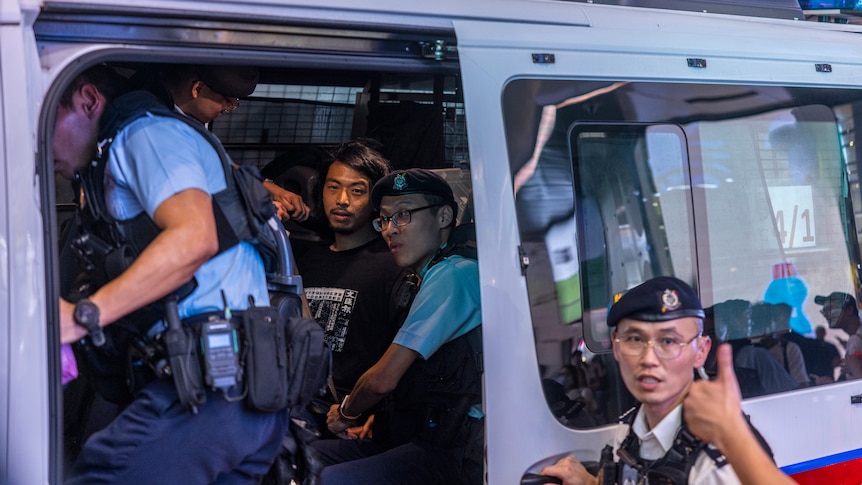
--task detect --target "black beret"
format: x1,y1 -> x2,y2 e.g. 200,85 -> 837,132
196,65 -> 260,98
607,276 -> 704,327
371,168 -> 455,209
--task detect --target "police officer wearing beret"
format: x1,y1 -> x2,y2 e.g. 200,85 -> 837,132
309,168 -> 483,484
542,276 -> 747,485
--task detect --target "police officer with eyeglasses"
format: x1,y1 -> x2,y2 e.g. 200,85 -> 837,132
308,169 -> 483,485
540,276 -> 759,485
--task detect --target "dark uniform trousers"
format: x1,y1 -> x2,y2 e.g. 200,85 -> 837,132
66,379 -> 290,484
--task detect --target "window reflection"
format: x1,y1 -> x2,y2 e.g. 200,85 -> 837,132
506,78 -> 862,428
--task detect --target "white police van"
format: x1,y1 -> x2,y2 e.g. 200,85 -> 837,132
5,0 -> 862,482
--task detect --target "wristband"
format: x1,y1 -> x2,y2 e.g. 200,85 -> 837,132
339,394 -> 362,421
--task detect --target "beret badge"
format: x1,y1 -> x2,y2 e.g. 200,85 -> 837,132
393,173 -> 408,191
661,289 -> 681,313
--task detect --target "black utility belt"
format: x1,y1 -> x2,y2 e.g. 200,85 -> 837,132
172,306 -> 290,413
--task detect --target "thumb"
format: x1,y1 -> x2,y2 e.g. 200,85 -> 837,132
715,343 -> 738,389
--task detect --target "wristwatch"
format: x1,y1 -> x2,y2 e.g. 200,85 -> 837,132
73,299 -> 105,347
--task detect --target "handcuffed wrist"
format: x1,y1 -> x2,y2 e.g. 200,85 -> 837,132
339,394 -> 362,421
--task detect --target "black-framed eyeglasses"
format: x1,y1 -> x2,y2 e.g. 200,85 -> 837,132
372,205 -> 440,232
613,333 -> 703,360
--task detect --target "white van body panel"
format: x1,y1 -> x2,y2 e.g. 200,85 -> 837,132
1,2 -> 49,483
452,8 -> 862,480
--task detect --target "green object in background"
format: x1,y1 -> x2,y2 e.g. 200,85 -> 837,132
556,274 -> 582,323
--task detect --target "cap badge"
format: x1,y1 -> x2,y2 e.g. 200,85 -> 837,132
661,289 -> 681,313
393,173 -> 408,191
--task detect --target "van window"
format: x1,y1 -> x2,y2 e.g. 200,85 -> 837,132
505,79 -> 862,427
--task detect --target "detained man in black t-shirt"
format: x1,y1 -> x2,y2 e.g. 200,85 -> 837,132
296,140 -> 404,426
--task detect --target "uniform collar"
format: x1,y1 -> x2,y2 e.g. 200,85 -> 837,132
417,241 -> 450,278
632,404 -> 683,457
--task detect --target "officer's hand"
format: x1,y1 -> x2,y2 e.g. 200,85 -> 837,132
539,455 -> 598,485
346,414 -> 374,440
265,182 -> 310,222
683,343 -> 744,451
326,402 -> 358,437
59,298 -> 87,344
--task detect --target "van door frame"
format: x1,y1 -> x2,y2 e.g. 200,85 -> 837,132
1,1 -> 56,482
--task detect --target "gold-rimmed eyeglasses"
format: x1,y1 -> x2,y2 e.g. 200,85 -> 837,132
614,333 -> 702,359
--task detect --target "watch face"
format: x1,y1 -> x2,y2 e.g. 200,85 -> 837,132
74,300 -> 99,326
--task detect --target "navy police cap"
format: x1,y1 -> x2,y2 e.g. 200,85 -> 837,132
371,168 -> 455,209
196,65 -> 260,99
606,276 -> 705,327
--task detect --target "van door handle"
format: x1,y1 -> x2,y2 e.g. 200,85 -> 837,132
851,394 -> 862,404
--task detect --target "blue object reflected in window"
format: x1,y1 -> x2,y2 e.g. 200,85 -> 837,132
799,0 -> 862,9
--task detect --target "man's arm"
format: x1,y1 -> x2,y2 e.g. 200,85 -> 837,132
60,188 -> 217,343
326,342 -> 419,435
539,455 -> 599,485
684,343 -> 795,485
263,180 -> 310,222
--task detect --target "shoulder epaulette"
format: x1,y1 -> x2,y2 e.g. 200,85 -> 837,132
702,444 -> 729,468
619,405 -> 639,425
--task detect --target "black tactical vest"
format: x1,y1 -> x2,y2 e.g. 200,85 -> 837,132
72,90 -> 280,333
372,226 -> 483,451
613,404 -> 771,485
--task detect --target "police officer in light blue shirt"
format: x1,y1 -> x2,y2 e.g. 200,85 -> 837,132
56,65 -> 289,484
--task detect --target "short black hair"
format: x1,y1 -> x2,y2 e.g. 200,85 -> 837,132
327,139 -> 392,186
60,64 -> 128,108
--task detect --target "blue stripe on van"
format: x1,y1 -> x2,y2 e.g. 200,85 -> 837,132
780,448 -> 862,476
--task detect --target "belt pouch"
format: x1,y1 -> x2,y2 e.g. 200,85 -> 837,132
243,306 -> 289,412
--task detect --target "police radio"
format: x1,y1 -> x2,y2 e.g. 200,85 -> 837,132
200,316 -> 241,391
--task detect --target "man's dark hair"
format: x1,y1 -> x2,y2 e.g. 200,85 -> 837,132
326,139 -> 392,186
60,64 -> 128,108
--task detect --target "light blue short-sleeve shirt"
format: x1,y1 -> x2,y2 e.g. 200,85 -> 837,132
104,114 -> 269,318
393,254 -> 481,359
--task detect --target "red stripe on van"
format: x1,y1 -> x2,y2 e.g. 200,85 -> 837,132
790,456 -> 862,485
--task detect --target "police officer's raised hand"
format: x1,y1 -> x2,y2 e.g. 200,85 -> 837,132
683,343 -> 742,449
539,455 -> 598,485
684,343 -> 796,485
